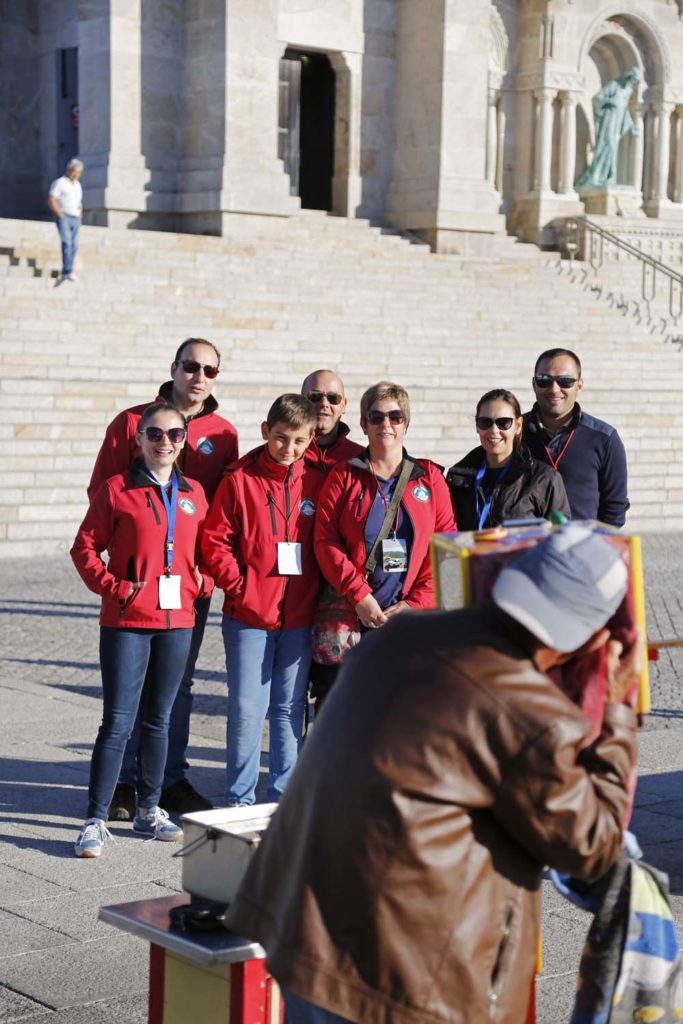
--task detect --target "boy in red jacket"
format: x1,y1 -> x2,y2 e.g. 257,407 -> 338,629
201,395 -> 321,805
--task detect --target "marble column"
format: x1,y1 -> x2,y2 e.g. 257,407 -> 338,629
631,103 -> 646,193
495,104 -> 506,196
486,90 -> 499,186
557,92 -> 577,195
674,109 -> 683,204
533,88 -> 556,193
654,101 -> 674,202
330,51 -> 363,217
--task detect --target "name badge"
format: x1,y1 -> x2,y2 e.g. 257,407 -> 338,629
158,574 -> 182,609
381,537 -> 408,573
277,542 -> 302,576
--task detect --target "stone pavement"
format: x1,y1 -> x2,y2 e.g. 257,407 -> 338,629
1,537 -> 683,1023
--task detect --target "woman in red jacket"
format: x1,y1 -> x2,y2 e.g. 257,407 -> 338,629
315,381 -> 456,660
70,402 -> 212,859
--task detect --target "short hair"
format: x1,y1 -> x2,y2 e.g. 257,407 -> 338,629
476,389 -> 523,450
301,368 -> 344,395
534,348 -> 582,377
173,337 -> 221,367
137,401 -> 187,433
66,158 -> 83,171
360,381 -> 410,425
266,394 -> 317,431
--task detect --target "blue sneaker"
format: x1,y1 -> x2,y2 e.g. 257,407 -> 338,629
74,818 -> 111,858
133,806 -> 183,842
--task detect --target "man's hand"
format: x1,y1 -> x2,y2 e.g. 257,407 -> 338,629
355,593 -> 388,630
605,627 -> 644,706
384,601 -> 409,619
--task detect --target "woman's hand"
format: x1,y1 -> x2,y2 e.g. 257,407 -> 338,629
193,566 -> 204,595
121,580 -> 146,605
355,594 -> 388,630
605,627 -> 644,707
384,601 -> 409,619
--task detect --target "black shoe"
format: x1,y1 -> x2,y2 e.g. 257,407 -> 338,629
108,782 -> 136,822
160,779 -> 213,814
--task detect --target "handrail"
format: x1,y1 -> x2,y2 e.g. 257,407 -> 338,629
560,216 -> 683,328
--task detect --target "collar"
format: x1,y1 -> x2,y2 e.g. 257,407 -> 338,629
157,380 -> 219,420
347,448 -> 426,481
533,401 -> 581,436
128,457 -> 192,491
312,420 -> 352,453
252,444 -> 305,482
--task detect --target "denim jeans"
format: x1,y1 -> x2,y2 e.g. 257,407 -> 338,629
282,990 -> 353,1024
56,214 -> 80,275
222,616 -> 311,805
119,595 -> 210,789
87,626 -> 192,821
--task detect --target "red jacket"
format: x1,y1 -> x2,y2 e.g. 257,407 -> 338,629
303,423 -> 364,477
314,451 -> 456,610
87,381 -> 239,502
71,460 -> 213,629
201,446 -> 324,630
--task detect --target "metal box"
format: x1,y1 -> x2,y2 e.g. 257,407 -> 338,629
180,804 -> 278,905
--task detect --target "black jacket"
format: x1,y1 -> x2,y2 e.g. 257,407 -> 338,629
446,444 -> 570,530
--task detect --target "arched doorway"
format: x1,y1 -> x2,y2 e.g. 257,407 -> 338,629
278,48 -> 336,211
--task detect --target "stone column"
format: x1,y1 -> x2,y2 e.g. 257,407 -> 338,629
486,90 -> 498,186
533,88 -> 556,193
495,104 -> 506,196
654,101 -> 674,202
330,51 -> 363,217
631,102 -> 646,193
674,109 -> 683,204
557,92 -> 577,195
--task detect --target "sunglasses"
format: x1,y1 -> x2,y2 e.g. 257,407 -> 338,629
475,416 -> 515,431
534,374 -> 578,389
307,390 -> 343,406
367,410 -> 406,425
178,359 -> 219,379
143,427 -> 186,443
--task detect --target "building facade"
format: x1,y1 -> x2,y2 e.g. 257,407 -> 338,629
3,0 -> 683,251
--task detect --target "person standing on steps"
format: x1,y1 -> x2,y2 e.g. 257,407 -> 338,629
87,338 -> 239,818
47,158 -> 83,283
522,348 -> 629,527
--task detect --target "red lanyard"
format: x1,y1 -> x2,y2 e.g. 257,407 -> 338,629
544,429 -> 575,471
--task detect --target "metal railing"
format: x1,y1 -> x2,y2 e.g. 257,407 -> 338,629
558,217 -> 683,345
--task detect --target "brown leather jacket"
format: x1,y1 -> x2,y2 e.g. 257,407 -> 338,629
226,605 -> 638,1024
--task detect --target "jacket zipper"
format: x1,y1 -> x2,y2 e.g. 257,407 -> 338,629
280,470 -> 292,629
146,491 -> 161,525
267,492 -> 277,534
356,485 -> 366,517
488,905 -> 514,1017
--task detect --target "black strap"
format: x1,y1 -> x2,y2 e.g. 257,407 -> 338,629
364,458 -> 414,576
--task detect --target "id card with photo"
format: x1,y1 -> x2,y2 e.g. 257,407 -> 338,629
158,574 -> 182,609
277,541 -> 302,575
382,537 -> 408,573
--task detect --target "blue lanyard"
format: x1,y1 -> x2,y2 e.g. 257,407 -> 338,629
474,459 -> 511,530
144,467 -> 179,575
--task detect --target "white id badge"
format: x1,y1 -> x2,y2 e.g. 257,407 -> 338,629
158,574 -> 182,609
277,541 -> 302,575
382,537 -> 408,573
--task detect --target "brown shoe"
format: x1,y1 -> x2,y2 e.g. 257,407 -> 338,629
108,782 -> 135,821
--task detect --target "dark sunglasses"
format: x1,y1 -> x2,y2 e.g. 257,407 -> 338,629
143,427 -> 186,443
367,410 -> 406,425
307,390 -> 343,406
178,359 -> 219,379
475,416 -> 515,431
534,374 -> 578,389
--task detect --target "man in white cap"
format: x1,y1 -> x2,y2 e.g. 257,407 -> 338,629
226,525 -> 643,1024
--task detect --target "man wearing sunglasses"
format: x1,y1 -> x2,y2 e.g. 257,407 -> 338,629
87,337 -> 239,817
523,348 -> 629,527
301,369 -> 363,473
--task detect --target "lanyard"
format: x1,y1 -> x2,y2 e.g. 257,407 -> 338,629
543,428 -> 575,471
475,459 -> 512,530
150,471 -> 179,575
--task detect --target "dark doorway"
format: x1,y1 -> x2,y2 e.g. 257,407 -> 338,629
278,49 -> 335,211
56,47 -> 79,174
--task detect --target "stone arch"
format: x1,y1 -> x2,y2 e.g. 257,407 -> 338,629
578,7 -> 670,87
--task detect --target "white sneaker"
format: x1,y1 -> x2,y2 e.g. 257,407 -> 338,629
74,818 -> 111,858
65,273 -> 77,282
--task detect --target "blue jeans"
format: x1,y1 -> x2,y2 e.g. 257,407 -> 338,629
282,990 -> 353,1024
222,616 -> 311,805
119,595 -> 210,789
56,214 -> 80,275
87,626 -> 192,821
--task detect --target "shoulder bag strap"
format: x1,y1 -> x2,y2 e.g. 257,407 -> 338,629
364,457 -> 415,576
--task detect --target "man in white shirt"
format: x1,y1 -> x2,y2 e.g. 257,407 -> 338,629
47,158 -> 83,282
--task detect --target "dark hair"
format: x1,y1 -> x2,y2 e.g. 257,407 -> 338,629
266,394 -> 317,431
534,348 -> 581,377
475,389 -> 523,450
137,401 -> 187,432
360,381 -> 410,425
173,337 -> 221,367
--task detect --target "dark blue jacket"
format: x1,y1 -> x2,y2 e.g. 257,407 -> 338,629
522,404 -> 629,527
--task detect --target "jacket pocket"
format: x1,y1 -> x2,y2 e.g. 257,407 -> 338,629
488,905 -> 514,1018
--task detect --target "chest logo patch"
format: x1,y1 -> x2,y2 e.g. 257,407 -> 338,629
299,499 -> 316,517
179,498 -> 196,515
197,437 -> 214,456
412,485 -> 431,502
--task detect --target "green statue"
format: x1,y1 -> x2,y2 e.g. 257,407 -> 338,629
576,66 -> 641,189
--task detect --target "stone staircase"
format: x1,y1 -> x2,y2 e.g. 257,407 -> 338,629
0,211 -> 681,558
